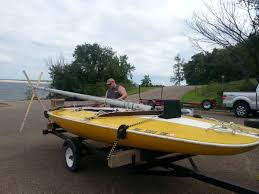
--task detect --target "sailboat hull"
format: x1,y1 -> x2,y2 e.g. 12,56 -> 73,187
48,107 -> 259,155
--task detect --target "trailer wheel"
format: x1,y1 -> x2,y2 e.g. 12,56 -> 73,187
64,139 -> 81,172
201,99 -> 213,110
244,119 -> 259,129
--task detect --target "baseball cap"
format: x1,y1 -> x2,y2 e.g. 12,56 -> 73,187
106,78 -> 115,85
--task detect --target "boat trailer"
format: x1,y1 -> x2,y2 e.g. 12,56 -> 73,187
138,85 -> 217,110
21,71 -> 258,193
42,126 -> 258,194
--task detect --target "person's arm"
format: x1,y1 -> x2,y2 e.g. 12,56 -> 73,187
118,86 -> 128,100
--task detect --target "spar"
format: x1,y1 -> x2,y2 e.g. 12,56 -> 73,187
34,86 -> 153,111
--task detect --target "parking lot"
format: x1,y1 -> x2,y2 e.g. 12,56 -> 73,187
0,100 -> 258,193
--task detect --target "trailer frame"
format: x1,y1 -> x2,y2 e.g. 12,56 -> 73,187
42,127 -> 259,194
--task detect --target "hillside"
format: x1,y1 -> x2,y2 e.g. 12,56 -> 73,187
181,79 -> 258,104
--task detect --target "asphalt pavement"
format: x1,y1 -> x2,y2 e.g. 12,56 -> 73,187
0,100 -> 258,193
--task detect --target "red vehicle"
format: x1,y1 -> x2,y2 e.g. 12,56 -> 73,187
183,99 -> 217,110
138,86 -> 216,110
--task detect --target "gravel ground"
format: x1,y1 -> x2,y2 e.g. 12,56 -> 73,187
0,87 -> 258,194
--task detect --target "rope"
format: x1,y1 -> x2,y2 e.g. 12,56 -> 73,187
84,110 -> 118,121
128,114 -> 161,128
205,117 -> 250,135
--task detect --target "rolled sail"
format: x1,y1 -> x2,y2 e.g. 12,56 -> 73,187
34,86 -> 152,111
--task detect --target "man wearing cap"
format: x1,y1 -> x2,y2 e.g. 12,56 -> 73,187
106,78 -> 128,100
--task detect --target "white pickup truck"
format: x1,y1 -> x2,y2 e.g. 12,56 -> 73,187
223,84 -> 259,117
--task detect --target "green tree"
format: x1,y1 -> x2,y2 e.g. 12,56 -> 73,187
170,54 -> 184,86
182,44 -> 256,85
49,43 -> 135,96
141,75 -> 152,87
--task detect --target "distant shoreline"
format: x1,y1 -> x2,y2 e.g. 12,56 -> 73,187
0,80 -> 50,84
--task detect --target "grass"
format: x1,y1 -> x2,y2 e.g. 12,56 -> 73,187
181,79 -> 258,104
181,87 -> 207,102
127,86 -> 159,96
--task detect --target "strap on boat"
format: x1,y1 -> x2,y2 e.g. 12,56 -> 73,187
117,124 -> 129,139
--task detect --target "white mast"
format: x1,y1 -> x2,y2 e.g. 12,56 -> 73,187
34,86 -> 153,111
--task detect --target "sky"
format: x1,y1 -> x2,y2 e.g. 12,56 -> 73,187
0,0 -> 206,85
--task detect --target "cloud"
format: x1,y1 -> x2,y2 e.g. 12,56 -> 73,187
0,53 -> 13,64
0,0 -> 204,84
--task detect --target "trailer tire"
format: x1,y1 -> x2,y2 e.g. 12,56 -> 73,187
244,119 -> 259,129
64,139 -> 81,172
201,99 -> 213,110
234,102 -> 250,118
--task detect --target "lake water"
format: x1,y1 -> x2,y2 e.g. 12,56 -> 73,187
0,82 -> 49,101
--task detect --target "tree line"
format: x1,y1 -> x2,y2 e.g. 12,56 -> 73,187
180,0 -> 259,85
48,43 -> 135,96
182,37 -> 258,85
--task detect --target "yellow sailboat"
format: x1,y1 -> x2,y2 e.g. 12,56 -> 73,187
19,71 -> 258,156
48,106 -> 259,155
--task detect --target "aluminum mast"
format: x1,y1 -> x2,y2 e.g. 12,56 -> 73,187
34,86 -> 153,111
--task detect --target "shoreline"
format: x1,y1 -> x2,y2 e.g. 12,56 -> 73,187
0,102 -> 10,107
0,80 -> 50,84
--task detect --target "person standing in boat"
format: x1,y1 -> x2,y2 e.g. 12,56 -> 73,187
105,78 -> 128,100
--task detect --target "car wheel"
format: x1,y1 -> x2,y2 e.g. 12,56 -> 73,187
64,139 -> 81,172
201,99 -> 213,110
244,119 -> 259,129
234,102 -> 250,118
